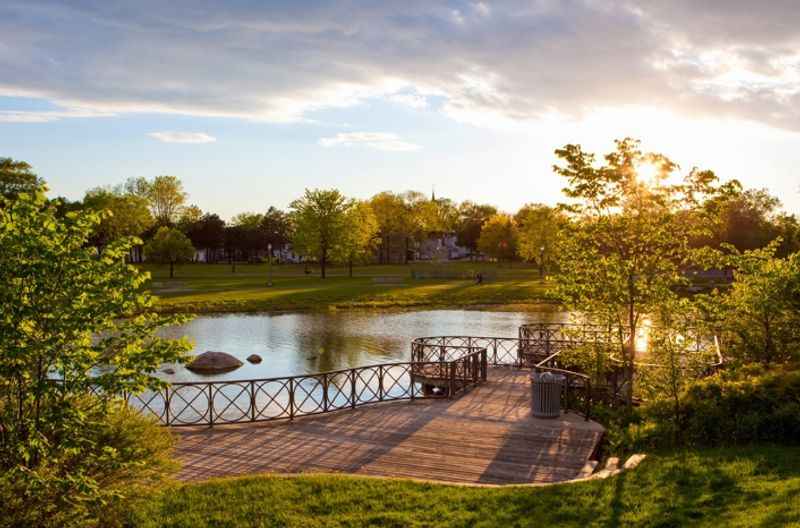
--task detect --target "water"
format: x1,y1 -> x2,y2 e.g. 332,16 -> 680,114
159,309 -> 568,383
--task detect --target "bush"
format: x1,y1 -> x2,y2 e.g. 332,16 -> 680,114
0,397 -> 177,528
622,365 -> 800,451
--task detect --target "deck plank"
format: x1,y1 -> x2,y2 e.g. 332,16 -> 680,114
174,368 -> 604,485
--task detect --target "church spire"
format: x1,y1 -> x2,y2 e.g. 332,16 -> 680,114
431,185 -> 436,202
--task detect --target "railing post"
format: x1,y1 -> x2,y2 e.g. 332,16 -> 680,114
378,365 -> 384,401
250,381 -> 256,422
288,378 -> 295,421
493,339 -> 498,365
481,350 -> 488,381
448,362 -> 456,398
208,384 -> 214,427
322,374 -> 329,412
164,387 -> 170,426
584,379 -> 592,421
350,369 -> 357,409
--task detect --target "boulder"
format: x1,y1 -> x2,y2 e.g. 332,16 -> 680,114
162,367 -> 176,375
246,354 -> 262,364
186,351 -> 243,374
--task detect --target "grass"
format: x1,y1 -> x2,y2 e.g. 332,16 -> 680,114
143,262 -> 555,313
128,445 -> 800,527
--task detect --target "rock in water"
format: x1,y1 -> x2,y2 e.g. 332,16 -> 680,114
186,351 -> 243,374
246,354 -> 262,364
162,367 -> 176,375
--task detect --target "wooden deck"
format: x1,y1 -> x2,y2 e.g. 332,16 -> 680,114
175,367 -> 604,485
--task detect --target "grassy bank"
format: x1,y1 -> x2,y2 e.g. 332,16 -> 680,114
143,262 -> 555,313
129,445 -> 800,527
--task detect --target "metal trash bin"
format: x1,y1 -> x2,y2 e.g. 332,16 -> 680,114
531,371 -> 564,418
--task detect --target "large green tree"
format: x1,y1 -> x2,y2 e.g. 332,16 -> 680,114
332,200 -> 379,277
290,189 -> 351,278
0,158 -> 44,199
126,175 -> 187,226
552,138 -> 721,405
477,213 -> 518,262
82,187 -> 153,247
0,188 -> 190,526
144,226 -> 196,278
516,203 -> 565,278
455,201 -> 497,256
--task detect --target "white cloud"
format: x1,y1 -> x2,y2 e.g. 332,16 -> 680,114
148,131 -> 217,144
319,132 -> 420,152
387,92 -> 429,109
1,1 -> 800,131
0,108 -> 115,123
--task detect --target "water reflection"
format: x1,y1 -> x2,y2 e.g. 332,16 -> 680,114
159,309 -> 568,382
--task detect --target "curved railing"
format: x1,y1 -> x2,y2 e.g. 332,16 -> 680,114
127,344 -> 488,427
124,323 -> 722,427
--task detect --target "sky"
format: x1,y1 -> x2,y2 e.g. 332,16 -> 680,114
2,0 -> 800,220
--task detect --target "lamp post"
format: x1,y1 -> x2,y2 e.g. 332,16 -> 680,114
267,242 -> 273,287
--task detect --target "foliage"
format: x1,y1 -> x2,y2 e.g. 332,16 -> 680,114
369,191 -> 416,264
455,201 -> 497,253
0,399 -> 177,528
516,203 -> 565,277
552,138 -> 725,404
290,188 -> 352,278
144,226 -> 196,278
130,446 -> 800,528
126,175 -> 187,225
261,206 -> 292,251
331,200 -> 379,276
83,186 -> 153,246
185,213 -> 226,261
623,366 -> 800,451
714,243 -> 800,364
0,157 -> 44,199
0,188 -> 190,527
477,213 -> 518,261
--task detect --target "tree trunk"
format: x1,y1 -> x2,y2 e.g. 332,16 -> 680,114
321,249 -> 327,279
539,260 -> 544,279
349,258 -> 353,278
169,260 -> 175,279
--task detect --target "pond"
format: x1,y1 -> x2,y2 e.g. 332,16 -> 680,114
159,309 -> 569,383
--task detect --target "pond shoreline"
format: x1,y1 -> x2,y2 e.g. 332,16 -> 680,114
155,300 -> 563,316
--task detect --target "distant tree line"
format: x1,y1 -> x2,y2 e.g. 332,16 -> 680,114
2,156 -> 799,279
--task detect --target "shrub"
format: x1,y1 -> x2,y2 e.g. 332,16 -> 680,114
0,397 -> 177,528
622,366 -> 800,451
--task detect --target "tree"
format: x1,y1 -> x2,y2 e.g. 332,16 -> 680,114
477,213 -> 518,262
82,187 -> 153,248
333,200 -> 379,277
0,157 -> 44,199
455,201 -> 497,255
126,175 -> 187,225
176,204 -> 203,232
230,212 -> 266,261
185,213 -> 226,263
714,243 -> 800,365
261,206 -> 292,252
551,138 -> 720,405
516,204 -> 565,278
370,191 -> 415,264
0,188 -> 190,526
290,189 -> 351,278
145,226 -> 196,278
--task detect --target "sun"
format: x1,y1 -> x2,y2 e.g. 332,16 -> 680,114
635,161 -> 662,187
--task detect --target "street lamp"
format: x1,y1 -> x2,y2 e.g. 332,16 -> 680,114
539,245 -> 545,279
267,242 -> 273,287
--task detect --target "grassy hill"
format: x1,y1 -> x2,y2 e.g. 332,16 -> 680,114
143,262 -> 555,313
129,445 -> 800,527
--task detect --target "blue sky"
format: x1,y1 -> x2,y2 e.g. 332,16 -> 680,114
2,1 -> 800,219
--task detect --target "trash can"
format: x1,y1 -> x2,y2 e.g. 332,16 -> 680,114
531,371 -> 564,418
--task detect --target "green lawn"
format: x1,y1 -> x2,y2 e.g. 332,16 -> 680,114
129,446 -> 800,527
143,262 -> 555,313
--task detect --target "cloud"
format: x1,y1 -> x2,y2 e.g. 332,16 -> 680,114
0,108 -> 115,123
148,131 -> 216,144
387,92 -> 429,109
319,132 -> 420,152
1,1 -> 800,130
